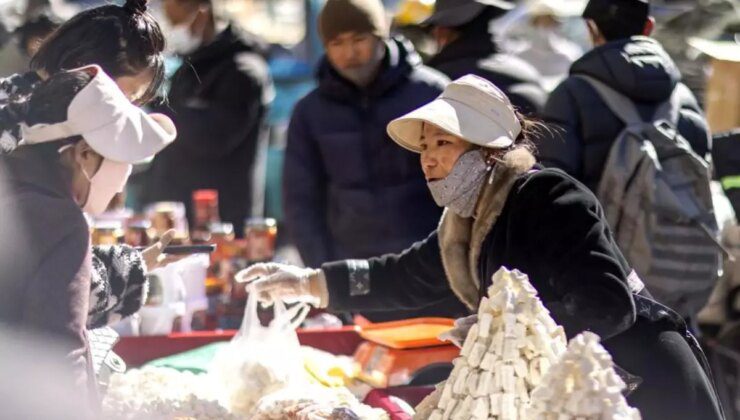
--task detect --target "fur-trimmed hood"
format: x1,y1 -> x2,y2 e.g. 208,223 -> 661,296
438,147 -> 537,309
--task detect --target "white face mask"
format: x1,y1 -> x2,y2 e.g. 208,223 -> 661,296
165,14 -> 202,55
79,159 -> 133,215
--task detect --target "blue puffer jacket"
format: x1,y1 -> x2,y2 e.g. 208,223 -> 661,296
283,38 -> 447,268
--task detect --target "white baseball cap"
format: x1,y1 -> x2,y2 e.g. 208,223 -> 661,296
387,74 -> 521,153
20,65 -> 176,163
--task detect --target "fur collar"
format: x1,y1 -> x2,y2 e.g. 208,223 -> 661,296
438,148 -> 537,309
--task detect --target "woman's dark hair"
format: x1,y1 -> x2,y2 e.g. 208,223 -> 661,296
0,70 -> 94,152
30,0 -> 164,105
591,17 -> 647,42
484,111 -> 545,162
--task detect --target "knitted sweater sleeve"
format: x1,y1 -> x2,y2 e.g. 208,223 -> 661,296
87,245 -> 148,329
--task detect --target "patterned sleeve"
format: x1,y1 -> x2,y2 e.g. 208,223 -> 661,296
87,245 -> 148,329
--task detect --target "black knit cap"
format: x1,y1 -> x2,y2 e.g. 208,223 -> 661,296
583,0 -> 649,22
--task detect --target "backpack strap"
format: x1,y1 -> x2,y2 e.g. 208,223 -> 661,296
652,83 -> 684,126
575,75 -> 643,125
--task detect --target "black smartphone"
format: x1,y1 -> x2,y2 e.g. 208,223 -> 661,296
135,244 -> 217,255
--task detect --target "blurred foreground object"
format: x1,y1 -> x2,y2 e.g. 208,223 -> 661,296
0,325 -> 89,419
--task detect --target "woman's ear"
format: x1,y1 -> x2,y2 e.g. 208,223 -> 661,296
73,140 -> 101,168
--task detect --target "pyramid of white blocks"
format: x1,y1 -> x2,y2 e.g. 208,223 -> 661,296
428,267 -> 568,420
527,332 -> 641,420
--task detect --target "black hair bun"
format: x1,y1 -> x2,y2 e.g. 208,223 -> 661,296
123,0 -> 148,14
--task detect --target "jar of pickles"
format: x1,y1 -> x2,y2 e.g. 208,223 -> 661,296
244,217 -> 277,263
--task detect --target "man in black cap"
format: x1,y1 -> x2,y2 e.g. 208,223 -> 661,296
423,0 -> 547,115
535,0 -> 711,193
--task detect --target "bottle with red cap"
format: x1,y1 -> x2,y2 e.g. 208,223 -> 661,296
192,189 -> 220,242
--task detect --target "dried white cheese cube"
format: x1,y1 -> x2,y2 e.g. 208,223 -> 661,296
539,357 -> 551,376
516,377 -> 528,399
443,399 -> 457,420
514,323 -> 527,339
439,382 -> 454,409
466,371 -> 480,396
494,367 -> 503,391
503,338 -> 518,361
471,397 -> 489,420
478,313 -> 493,338
429,409 -> 444,420
480,353 -> 496,371
478,297 -> 491,316
528,359 -> 541,387
453,395 -> 473,420
477,371 -> 494,397
489,393 -> 502,416
490,331 -> 505,356
514,358 -> 528,379
501,393 -> 517,420
468,343 -> 487,367
501,365 -> 516,393
461,324 -> 479,357
453,367 -> 469,394
503,313 -> 517,337
565,392 -> 583,414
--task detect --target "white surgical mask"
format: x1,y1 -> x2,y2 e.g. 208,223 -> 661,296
427,149 -> 491,218
79,158 -> 132,215
165,15 -> 202,55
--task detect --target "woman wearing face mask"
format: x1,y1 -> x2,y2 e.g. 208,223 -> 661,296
0,0 -> 179,330
240,75 -> 723,419
0,65 -> 175,415
141,0 -> 272,237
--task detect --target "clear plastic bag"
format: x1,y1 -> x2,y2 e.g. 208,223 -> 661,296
210,287 -> 310,415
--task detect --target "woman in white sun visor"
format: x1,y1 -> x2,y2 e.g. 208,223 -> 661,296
0,65 -> 175,413
236,74 -> 723,419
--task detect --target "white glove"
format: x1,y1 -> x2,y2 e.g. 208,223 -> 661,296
235,263 -> 326,307
438,314 -> 478,348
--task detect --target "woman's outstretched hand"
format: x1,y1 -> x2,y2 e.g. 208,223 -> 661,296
236,263 -> 326,307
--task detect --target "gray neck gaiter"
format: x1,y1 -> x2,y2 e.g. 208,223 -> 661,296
427,149 -> 490,218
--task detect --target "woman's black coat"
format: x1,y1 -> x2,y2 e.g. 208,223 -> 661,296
321,157 -> 723,419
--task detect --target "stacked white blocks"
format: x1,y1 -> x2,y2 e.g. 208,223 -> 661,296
429,267 -> 568,420
527,332 -> 642,420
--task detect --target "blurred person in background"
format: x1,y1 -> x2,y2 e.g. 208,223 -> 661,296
141,0 -> 274,236
0,65 -> 175,415
534,0 -> 715,324
392,0 -> 437,61
501,0 -> 583,92
283,0 -> 468,321
535,0 -> 711,192
14,12 -> 61,59
424,0 -> 546,115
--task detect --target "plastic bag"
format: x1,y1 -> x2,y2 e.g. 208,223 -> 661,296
210,287 -> 310,415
